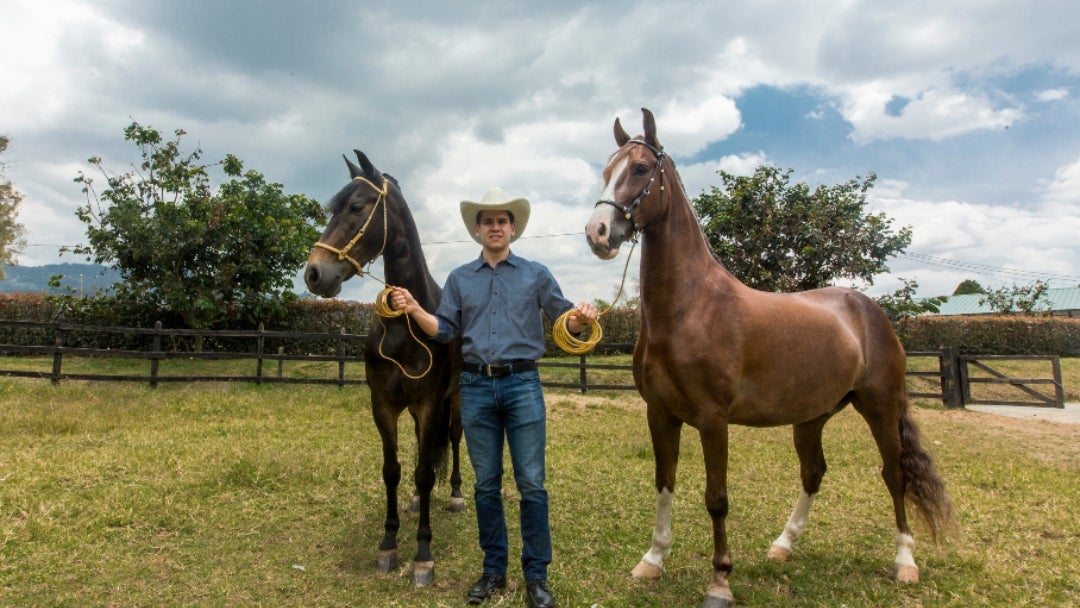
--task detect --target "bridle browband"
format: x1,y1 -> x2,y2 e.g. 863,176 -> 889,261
595,139 -> 666,232
313,176 -> 390,277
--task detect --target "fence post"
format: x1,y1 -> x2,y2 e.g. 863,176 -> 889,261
150,321 -> 162,388
50,317 -> 65,385
578,354 -> 587,394
277,347 -> 285,378
256,323 -> 265,385
1051,356 -> 1065,408
939,346 -> 964,409
337,327 -> 347,387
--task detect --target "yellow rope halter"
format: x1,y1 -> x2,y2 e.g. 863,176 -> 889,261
315,176 -> 433,379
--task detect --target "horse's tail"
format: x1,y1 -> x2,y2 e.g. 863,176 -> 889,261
899,411 -> 957,541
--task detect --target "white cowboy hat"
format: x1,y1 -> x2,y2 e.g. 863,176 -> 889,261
459,187 -> 531,244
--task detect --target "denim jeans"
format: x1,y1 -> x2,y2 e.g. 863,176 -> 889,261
459,368 -> 551,581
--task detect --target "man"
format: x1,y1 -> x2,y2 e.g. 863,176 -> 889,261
391,187 -> 598,608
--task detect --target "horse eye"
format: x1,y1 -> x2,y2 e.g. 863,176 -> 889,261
633,163 -> 650,176
349,202 -> 366,214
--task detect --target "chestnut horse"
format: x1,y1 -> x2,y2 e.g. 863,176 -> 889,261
305,150 -> 464,587
585,109 -> 954,608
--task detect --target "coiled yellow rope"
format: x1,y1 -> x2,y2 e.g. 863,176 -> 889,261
552,240 -> 637,355
373,285 -> 434,380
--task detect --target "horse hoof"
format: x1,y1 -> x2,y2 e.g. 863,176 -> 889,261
449,496 -> 466,513
631,559 -> 664,580
702,582 -> 735,608
412,560 -> 435,587
376,549 -> 398,572
895,564 -> 920,584
701,596 -> 733,608
766,544 -> 792,562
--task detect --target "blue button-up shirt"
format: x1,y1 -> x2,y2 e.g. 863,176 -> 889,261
433,251 -> 574,364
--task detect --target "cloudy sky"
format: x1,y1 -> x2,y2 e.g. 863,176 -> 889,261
3,0 -> 1080,306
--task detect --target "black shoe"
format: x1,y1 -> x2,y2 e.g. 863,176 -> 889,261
525,579 -> 556,608
466,573 -> 506,605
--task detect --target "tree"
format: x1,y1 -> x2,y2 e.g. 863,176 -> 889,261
980,280 -> 1051,316
0,135 -> 28,279
69,123 -> 325,330
953,279 -> 985,295
693,166 -> 911,292
874,278 -> 947,322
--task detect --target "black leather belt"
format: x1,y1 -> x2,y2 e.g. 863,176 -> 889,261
463,360 -> 537,377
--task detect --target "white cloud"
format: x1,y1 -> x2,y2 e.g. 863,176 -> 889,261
1036,88 -> 1069,102
3,0 -> 1080,312
841,85 -> 1023,143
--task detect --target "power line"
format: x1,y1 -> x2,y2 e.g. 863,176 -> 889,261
898,252 -> 1080,286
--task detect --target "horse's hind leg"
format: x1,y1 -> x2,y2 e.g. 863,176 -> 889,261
852,392 -> 923,584
409,402 -> 442,587
448,393 -> 466,512
768,414 -> 832,562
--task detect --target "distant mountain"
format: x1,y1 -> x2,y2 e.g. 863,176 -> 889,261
0,264 -> 122,295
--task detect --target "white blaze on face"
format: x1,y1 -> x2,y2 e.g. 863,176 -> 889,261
599,157 -> 628,205
586,157 -> 628,259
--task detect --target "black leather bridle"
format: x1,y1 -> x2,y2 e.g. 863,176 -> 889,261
594,139 -> 666,232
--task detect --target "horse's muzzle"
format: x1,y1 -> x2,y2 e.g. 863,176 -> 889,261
304,259 -> 343,297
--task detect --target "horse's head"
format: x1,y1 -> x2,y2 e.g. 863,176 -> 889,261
585,107 -> 667,260
304,150 -> 395,297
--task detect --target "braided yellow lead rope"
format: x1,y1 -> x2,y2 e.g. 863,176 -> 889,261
372,283 -> 434,380
552,240 -> 637,355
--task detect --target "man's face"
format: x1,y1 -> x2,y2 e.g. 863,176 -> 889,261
476,210 -> 515,251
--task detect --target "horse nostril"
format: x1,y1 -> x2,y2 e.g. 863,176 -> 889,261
305,266 -> 319,286
598,224 -> 607,237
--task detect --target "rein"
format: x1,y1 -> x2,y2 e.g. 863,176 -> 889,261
315,176 -> 433,379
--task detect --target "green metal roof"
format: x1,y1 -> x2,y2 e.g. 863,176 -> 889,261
928,286 -> 1080,316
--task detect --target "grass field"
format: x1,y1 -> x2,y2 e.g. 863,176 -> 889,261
1,361 -> 1078,607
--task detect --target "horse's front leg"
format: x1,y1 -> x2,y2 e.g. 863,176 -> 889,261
632,405 -> 682,580
699,417 -> 734,608
373,404 -> 401,573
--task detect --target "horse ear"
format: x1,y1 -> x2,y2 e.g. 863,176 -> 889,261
344,154 -> 363,179
614,117 -> 630,146
641,108 -> 661,149
353,150 -> 380,181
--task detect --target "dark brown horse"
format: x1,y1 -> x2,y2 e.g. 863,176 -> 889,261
304,150 -> 464,587
585,109 -> 955,608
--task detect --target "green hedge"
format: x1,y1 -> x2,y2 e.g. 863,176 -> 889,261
4,293 -> 1078,357
895,315 -> 1080,356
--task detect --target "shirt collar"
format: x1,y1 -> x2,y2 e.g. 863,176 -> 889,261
470,250 -> 521,271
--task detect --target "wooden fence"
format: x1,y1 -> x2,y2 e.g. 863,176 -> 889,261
0,319 -> 1064,407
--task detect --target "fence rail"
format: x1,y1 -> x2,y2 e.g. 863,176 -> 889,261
0,319 -> 1064,406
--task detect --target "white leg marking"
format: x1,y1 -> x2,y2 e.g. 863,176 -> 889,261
642,488 -> 674,567
768,490 -> 814,560
894,532 -> 920,583
632,488 -> 673,579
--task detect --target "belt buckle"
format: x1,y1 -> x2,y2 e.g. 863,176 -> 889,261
484,364 -> 495,377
